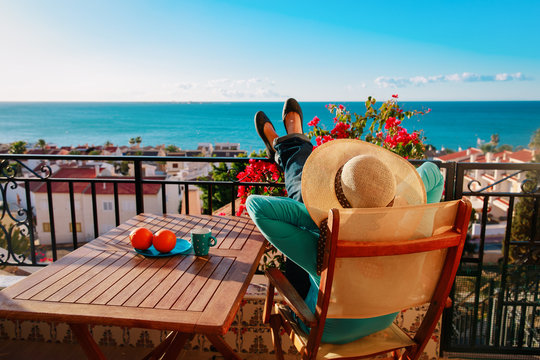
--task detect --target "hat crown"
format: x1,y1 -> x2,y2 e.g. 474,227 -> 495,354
301,139 -> 426,226
340,155 -> 396,208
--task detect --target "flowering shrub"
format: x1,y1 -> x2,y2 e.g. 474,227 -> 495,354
235,156 -> 286,270
235,157 -> 286,216
307,95 -> 429,159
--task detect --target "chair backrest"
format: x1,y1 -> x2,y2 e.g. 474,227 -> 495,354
318,199 -> 471,320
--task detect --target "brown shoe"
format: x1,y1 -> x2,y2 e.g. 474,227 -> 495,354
282,98 -> 303,134
254,111 -> 276,160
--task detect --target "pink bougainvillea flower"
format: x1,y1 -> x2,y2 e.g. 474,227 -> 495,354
307,116 -> 320,127
236,204 -> 246,217
385,117 -> 401,130
392,94 -> 399,98
338,104 -> 344,110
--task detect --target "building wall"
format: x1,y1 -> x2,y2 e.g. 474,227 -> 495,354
35,191 -> 168,245
35,192 -> 85,245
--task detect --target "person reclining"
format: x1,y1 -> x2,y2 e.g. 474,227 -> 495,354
247,98 -> 445,344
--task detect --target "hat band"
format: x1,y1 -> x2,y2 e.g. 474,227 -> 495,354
334,166 -> 352,208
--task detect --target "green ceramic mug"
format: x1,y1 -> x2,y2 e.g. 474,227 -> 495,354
190,228 -> 217,256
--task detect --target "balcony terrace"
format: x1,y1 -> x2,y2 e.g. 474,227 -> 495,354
1,153 -> 539,359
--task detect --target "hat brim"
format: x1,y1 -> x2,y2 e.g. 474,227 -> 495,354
301,139 -> 426,226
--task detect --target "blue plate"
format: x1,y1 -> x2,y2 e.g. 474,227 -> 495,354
135,238 -> 192,257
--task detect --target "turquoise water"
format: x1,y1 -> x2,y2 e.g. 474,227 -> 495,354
0,101 -> 538,153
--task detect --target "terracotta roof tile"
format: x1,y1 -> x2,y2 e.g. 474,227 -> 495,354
31,167 -> 97,193
509,149 -> 535,163
435,148 -> 482,161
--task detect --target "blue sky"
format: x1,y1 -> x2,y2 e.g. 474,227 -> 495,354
1,0 -> 539,101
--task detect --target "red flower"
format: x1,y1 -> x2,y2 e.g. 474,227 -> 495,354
392,94 -> 399,98
338,104 -> 344,110
384,117 -> 401,130
331,122 -> 351,139
307,116 -> 320,127
236,160 -> 287,206
236,204 -> 246,216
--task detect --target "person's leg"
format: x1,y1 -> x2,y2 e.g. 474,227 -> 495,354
274,134 -> 312,203
246,195 -> 319,276
272,134 -> 313,298
253,106 -> 314,297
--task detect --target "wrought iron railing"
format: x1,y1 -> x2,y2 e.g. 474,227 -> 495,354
442,162 -> 540,356
0,154 -> 280,266
1,154 -> 539,356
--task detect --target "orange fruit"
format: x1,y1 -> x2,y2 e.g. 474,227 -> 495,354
153,229 -> 177,253
129,227 -> 153,250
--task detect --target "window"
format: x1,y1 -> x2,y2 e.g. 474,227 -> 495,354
42,222 -> 51,232
103,201 -> 113,211
172,163 -> 178,169
69,223 -> 82,232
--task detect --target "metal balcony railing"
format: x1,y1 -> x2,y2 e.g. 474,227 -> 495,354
1,153 -> 539,356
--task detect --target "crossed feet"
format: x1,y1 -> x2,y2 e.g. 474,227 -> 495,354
263,111 -> 303,151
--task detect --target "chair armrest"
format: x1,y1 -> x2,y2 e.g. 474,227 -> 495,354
265,267 -> 317,328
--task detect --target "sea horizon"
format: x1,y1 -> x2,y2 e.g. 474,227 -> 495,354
1,101 -> 539,154
1,100 -> 540,103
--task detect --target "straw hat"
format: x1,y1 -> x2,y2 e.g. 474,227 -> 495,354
301,139 -> 426,226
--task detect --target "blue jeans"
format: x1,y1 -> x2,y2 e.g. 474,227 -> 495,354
274,133 -> 314,298
274,133 -> 313,203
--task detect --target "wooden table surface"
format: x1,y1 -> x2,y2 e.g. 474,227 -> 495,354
0,213 -> 267,336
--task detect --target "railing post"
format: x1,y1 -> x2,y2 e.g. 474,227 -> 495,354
445,161 -> 457,201
134,159 -> 144,214
24,181 -> 37,264
231,184 -> 236,216
454,163 -> 465,200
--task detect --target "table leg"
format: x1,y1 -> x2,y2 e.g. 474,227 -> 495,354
142,331 -> 176,360
161,332 -> 194,360
69,323 -> 107,360
206,334 -> 242,360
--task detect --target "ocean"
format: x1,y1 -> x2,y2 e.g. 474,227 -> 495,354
0,101 -> 539,153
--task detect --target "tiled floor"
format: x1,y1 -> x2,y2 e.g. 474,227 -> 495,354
0,340 -> 272,360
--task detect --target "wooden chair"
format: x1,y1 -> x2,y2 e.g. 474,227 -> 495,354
264,199 -> 472,360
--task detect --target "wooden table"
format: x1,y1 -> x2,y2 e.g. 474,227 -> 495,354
0,213 -> 267,360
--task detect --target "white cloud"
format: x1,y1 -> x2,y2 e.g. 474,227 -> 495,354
172,77 -> 281,99
345,83 -> 367,92
375,72 -> 531,88
175,82 -> 196,90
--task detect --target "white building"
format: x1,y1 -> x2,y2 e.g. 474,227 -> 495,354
31,164 -> 181,245
435,148 -> 537,218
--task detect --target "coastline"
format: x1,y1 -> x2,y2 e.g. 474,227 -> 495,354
0,101 -> 539,152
